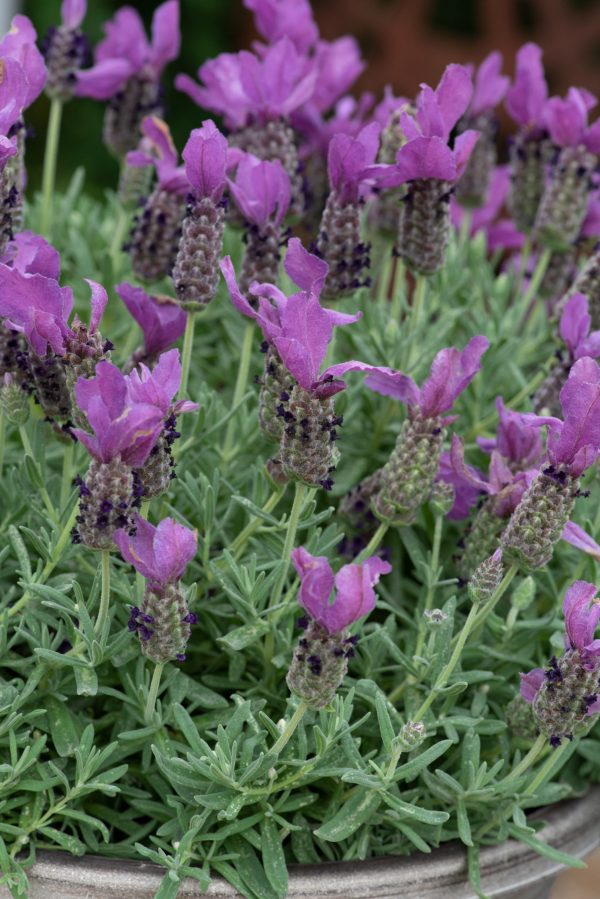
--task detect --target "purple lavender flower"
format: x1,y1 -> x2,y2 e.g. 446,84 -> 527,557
0,231 -> 61,280
455,53 -> 509,208
242,0 -> 318,54
519,580 -> 600,744
228,152 -> 291,292
286,547 -> 390,708
291,547 -> 391,634
505,43 -> 551,233
477,396 -> 543,468
116,282 -> 186,368
562,521 -> 600,561
328,337 -> 489,524
0,264 -> 73,357
125,116 -> 188,283
559,293 -> 600,364
535,88 -> 600,248
316,122 -> 383,296
114,515 -> 197,585
115,515 -> 197,664
72,362 -> 164,467
0,16 -> 47,112
306,37 -> 365,117
171,120 -> 229,308
76,1 -> 180,156
42,0 -> 89,101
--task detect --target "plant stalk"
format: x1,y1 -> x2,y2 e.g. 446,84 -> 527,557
40,98 -> 63,235
221,321 -> 255,464
19,425 -> 58,523
269,482 -> 308,611
404,274 -> 427,368
59,440 -> 74,512
272,701 -> 308,755
179,312 -> 196,400
94,550 -> 111,638
144,662 -> 165,725
354,522 -> 389,564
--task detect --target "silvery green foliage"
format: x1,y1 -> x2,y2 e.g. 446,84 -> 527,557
2,176 -> 600,899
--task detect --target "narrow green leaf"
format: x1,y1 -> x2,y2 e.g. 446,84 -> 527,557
375,692 -> 395,752
506,824 -> 586,868
456,799 -> 473,846
314,788 -> 382,842
261,818 -> 288,898
45,696 -> 83,758
381,793 -> 449,825
218,620 -> 270,651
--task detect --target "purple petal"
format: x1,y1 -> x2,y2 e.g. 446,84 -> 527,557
228,154 -> 291,229
563,580 -> 600,652
325,362 -> 419,405
182,120 -> 228,201
220,256 -> 259,321
75,360 -> 126,421
470,51 -> 509,116
0,16 -> 46,108
560,293 -> 591,358
562,521 -> 600,560
116,283 -> 186,358
544,90 -> 587,148
434,63 -> 474,137
61,0 -> 86,28
85,280 -> 107,334
95,6 -> 148,70
114,516 -> 159,580
292,547 -> 335,627
150,0 -> 180,71
505,42 -> 548,128
550,357 -> 600,474
308,36 -> 365,114
395,137 -> 457,183
492,396 -> 544,466
284,238 -> 328,295
327,556 -> 391,632
75,59 -> 133,99
520,668 -> 545,703
243,0 -> 318,54
5,232 -> 60,280
153,517 -> 197,583
0,267 -> 73,356
419,335 -> 489,418
274,293 -> 336,388
437,437 -> 488,519
127,348 -> 181,413
453,130 -> 480,180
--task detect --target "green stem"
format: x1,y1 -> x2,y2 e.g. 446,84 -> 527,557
7,501 -> 80,617
413,515 -> 443,661
40,99 -> 63,236
94,550 -> 111,638
271,701 -> 308,755
144,662 -> 166,725
390,258 -> 405,321
136,500 -> 150,601
377,243 -> 394,306
230,486 -> 286,558
458,210 -> 472,250
384,743 -> 404,782
270,482 -> 308,611
19,425 -> 58,523
354,522 -> 389,564
404,274 -> 427,368
506,733 -> 547,783
221,321 -> 255,464
518,247 -> 551,326
524,740 -> 571,797
0,411 -> 5,473
59,440 -> 74,512
110,204 -> 130,273
179,312 -> 196,400
515,234 -> 532,299
413,566 -> 517,720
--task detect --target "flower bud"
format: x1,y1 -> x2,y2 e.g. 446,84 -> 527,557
455,112 -> 497,208
532,651 -> 600,746
117,160 -> 153,211
423,608 -> 449,627
258,347 -> 295,443
429,480 -> 455,517
103,74 -> 162,158
74,458 -> 139,550
570,250 -> 600,330
511,576 -> 536,611
396,720 -> 427,750
129,583 -> 195,664
506,693 -> 539,740
316,192 -> 371,298
29,353 -> 72,423
239,222 -> 283,296
508,134 -> 552,233
535,146 -> 596,251
460,499 -> 505,578
279,386 -> 341,490
0,373 -> 29,425
398,179 -> 452,275
135,413 -> 179,499
468,549 -> 504,604
42,25 -> 91,102
128,187 -> 186,283
172,197 -> 225,310
0,140 -> 24,256
286,620 -> 356,710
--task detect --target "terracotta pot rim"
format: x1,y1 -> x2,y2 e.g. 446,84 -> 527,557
4,787 -> 600,898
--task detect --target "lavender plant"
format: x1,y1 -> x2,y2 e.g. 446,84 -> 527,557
2,4 -> 600,899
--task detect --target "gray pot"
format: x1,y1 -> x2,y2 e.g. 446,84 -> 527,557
2,788 -> 599,899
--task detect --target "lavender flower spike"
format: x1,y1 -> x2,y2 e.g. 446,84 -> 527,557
520,580 -> 600,745
76,1 -> 180,157
71,362 -> 164,550
287,547 -> 391,709
116,282 -> 186,370
455,52 -> 509,208
127,348 -> 198,498
316,122 -> 382,297
172,120 -> 228,309
42,0 -> 90,102
228,153 -> 291,293
501,357 -> 600,571
340,336 -> 490,525
115,516 -> 197,664
534,293 -> 600,417
125,117 -> 188,283
505,43 -> 551,233
534,88 -> 600,249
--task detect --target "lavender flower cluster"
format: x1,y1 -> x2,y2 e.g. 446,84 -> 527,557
2,0 -> 600,845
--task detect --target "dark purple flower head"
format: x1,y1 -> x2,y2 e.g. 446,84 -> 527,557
543,87 -> 600,153
176,39 -> 316,128
0,265 -> 73,356
221,238 -> 361,393
72,361 -> 164,465
0,15 -> 46,111
1,231 -> 61,279
228,153 -> 291,228
291,546 -> 391,634
327,121 -> 383,204
127,348 -> 198,417
116,282 -> 186,359
563,580 -> 600,656
182,119 -> 228,202
468,51 -> 509,117
243,0 -> 318,54
341,336 -> 489,420
521,357 -> 600,476
114,515 -> 197,585
75,0 -> 180,100
477,396 -> 544,467
61,0 -> 87,29
451,167 -> 525,251
126,116 -> 187,194
558,293 -> 600,363
505,43 -> 548,130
